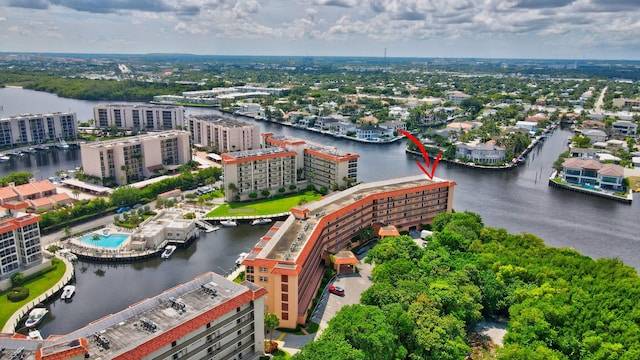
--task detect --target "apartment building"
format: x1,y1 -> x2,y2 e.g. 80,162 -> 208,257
81,130 -> 191,185
612,98 -> 640,109
0,201 -> 42,279
262,133 -> 359,190
0,112 -> 77,147
188,115 -> 260,153
1,272 -> 267,360
242,174 -> 456,328
93,104 -> 185,130
221,147 -> 298,202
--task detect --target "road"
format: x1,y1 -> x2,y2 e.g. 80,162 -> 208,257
594,85 -> 608,113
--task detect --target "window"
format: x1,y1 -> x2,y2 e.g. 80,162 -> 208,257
259,267 -> 268,272
281,275 -> 288,283
281,294 -> 288,301
282,303 -> 288,311
259,276 -> 268,282
172,341 -> 177,347
237,307 -> 241,313
282,312 -> 289,320
281,284 -> 288,292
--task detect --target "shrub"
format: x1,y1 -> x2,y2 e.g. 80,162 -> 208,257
289,184 -> 297,191
319,187 -> 328,195
11,273 -> 25,287
249,192 -> 258,199
47,245 -> 61,253
7,286 -> 29,302
278,187 -> 286,193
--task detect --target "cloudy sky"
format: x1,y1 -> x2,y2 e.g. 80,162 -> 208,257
0,0 -> 639,59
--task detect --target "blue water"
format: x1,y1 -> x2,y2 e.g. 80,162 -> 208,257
78,233 -> 129,248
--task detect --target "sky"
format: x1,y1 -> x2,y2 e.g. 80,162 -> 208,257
0,0 -> 639,60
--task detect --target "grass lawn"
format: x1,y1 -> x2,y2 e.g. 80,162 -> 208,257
206,191 -> 322,217
0,259 -> 67,329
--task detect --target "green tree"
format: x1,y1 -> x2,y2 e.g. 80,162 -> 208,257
292,332 -> 366,360
109,185 -> 141,207
264,312 -> 280,344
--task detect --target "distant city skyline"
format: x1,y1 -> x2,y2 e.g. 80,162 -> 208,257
0,0 -> 639,60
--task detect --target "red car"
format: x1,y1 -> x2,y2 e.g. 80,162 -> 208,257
329,285 -> 345,296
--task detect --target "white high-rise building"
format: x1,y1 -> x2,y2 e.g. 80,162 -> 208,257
0,112 -> 77,147
93,104 -> 185,131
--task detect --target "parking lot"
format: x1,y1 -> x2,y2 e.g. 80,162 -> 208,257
311,259 -> 374,336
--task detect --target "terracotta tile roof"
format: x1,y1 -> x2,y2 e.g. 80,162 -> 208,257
30,197 -> 54,208
0,186 -> 18,201
14,182 -> 39,197
378,225 -> 400,237
51,192 -> 73,203
31,180 -> 55,193
599,163 -> 624,177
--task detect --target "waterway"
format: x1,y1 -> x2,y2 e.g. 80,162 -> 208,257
1,87 -> 639,337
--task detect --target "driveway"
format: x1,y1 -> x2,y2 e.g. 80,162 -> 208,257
311,260 -> 374,337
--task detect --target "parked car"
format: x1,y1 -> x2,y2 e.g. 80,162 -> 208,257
115,207 -> 130,214
328,285 -> 345,296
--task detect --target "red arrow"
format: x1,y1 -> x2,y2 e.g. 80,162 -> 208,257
398,130 -> 442,180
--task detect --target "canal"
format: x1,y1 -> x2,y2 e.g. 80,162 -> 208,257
1,87 -> 638,337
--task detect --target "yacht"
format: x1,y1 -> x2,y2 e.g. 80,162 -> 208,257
27,329 -> 43,340
220,220 -> 238,227
25,308 -> 48,328
59,139 -> 70,149
0,155 -> 9,161
251,218 -> 272,226
61,285 -> 76,300
235,252 -> 249,266
161,245 -> 177,259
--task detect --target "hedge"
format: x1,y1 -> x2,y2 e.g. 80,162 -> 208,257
7,287 -> 29,302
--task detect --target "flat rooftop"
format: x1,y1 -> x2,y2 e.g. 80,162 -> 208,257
267,134 -> 356,157
188,114 -> 255,128
225,147 -> 293,160
54,272 -> 250,357
81,130 -> 190,149
254,174 -> 452,262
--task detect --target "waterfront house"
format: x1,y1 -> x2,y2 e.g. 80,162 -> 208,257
388,106 -> 410,120
582,129 -> 607,143
455,141 -> 506,164
561,158 -> 625,191
336,121 -> 357,135
515,121 -> 538,133
569,147 -> 598,159
356,125 -> 382,140
379,120 -> 406,134
315,116 -> 340,130
446,91 -> 471,105
611,121 -> 638,137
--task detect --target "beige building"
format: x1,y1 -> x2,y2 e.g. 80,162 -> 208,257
221,147 -> 298,202
0,112 -> 77,147
188,115 -> 260,153
81,130 -> 191,185
243,174 -> 456,328
262,133 -> 359,190
93,104 -> 185,131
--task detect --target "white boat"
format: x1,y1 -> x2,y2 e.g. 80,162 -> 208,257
220,220 -> 238,227
235,252 -> 249,266
251,218 -> 272,226
27,329 -> 43,340
25,308 -> 48,328
161,245 -> 177,259
59,139 -> 69,149
0,155 -> 9,161
61,285 -> 76,300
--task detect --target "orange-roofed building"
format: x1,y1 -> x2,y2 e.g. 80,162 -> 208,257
243,174 -> 456,328
0,204 -> 42,278
360,115 -> 379,125
0,186 -> 19,205
29,197 -> 55,211
262,133 -> 359,191
3,272 -> 268,360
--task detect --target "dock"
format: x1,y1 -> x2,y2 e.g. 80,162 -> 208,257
195,220 -> 219,232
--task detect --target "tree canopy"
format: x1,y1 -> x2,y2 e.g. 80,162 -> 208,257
297,211 -> 640,359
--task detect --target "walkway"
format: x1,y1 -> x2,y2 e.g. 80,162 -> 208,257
2,255 -> 75,333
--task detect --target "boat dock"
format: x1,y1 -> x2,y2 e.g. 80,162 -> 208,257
195,220 -> 219,232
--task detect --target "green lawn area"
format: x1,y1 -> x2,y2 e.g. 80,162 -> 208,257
206,191 -> 322,217
0,259 -> 67,329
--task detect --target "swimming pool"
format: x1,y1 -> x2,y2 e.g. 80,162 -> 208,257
78,233 -> 129,248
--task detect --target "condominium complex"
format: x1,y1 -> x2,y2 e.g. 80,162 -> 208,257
0,201 -> 42,279
93,104 -> 185,131
81,130 -> 191,185
1,272 -> 268,360
188,115 -> 260,153
221,147 -> 298,202
262,133 -> 359,190
0,112 -> 77,147
242,174 -> 456,328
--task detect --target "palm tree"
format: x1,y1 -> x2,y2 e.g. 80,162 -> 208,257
264,312 -> 280,345
72,189 -> 80,200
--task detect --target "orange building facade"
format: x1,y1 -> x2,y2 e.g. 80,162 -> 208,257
242,174 -> 456,328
